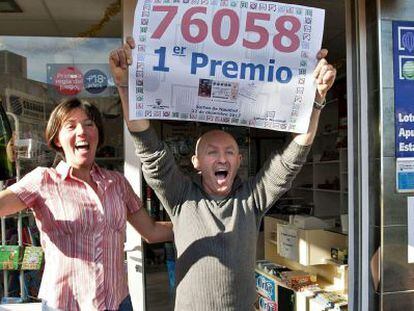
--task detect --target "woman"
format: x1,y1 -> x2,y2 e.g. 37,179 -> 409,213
0,98 -> 173,310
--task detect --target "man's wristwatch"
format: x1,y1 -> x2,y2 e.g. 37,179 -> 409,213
313,99 -> 327,110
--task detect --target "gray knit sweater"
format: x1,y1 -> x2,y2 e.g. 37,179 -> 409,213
132,127 -> 310,311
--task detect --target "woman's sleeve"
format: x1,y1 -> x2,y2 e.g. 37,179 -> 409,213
7,167 -> 45,210
122,176 -> 143,214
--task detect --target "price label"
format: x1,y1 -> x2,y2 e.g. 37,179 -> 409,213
130,0 -> 325,133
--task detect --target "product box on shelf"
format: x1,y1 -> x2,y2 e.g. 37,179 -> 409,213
311,290 -> 348,310
331,247 -> 348,264
21,246 -> 44,270
255,268 -> 278,302
279,270 -> 317,291
256,294 -> 278,311
0,245 -> 21,270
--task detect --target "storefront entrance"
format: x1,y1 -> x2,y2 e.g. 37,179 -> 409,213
1,0 -> 388,310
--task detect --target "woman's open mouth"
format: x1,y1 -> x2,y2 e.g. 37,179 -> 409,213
75,141 -> 90,153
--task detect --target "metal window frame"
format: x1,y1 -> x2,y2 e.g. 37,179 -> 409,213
346,0 -> 372,310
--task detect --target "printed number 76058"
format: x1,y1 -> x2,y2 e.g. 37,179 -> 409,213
150,5 -> 301,53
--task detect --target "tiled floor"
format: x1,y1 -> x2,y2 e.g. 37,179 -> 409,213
145,265 -> 174,311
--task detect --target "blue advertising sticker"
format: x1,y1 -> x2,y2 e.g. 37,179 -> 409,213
84,69 -> 108,94
393,21 -> 414,158
396,158 -> 414,192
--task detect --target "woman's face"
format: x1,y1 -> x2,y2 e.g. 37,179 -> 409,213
55,108 -> 99,170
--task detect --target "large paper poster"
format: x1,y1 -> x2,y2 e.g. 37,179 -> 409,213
129,0 -> 325,133
393,21 -> 414,192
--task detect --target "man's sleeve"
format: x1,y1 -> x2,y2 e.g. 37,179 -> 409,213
250,138 -> 311,215
130,127 -> 191,217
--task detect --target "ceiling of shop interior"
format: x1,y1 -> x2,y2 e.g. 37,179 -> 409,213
0,0 -> 346,59
0,0 -> 122,37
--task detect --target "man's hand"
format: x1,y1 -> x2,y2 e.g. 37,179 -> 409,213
109,36 -> 135,87
313,49 -> 337,103
293,49 -> 337,146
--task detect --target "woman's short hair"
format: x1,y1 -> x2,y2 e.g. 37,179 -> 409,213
45,97 -> 104,153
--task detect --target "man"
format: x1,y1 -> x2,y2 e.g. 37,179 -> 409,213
110,37 -> 336,310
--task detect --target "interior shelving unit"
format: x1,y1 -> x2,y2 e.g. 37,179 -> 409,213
288,79 -> 348,218
264,215 -> 348,297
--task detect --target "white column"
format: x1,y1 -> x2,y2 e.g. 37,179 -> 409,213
123,0 -> 146,310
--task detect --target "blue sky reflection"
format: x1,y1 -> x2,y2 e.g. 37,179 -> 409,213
0,36 -> 121,83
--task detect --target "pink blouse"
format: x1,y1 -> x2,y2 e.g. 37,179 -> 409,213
9,161 -> 141,310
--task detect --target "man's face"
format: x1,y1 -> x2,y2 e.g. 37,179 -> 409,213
192,130 -> 242,197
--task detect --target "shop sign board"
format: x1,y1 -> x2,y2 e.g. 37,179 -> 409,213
393,21 -> 414,192
129,0 -> 325,133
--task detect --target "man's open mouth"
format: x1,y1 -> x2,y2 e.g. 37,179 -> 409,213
215,169 -> 228,181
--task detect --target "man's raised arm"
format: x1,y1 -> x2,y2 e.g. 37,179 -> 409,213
109,37 -> 150,133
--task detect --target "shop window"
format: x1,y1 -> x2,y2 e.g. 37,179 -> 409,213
0,36 -> 122,301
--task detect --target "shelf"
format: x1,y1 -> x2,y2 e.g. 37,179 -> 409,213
294,187 -> 314,191
294,187 -> 342,194
264,217 -> 348,293
255,268 -> 295,292
266,239 -> 278,247
326,98 -> 339,105
313,160 -> 340,165
303,160 -> 340,165
278,197 -> 304,201
325,258 -> 348,267
324,227 -> 348,236
2,211 -> 33,219
288,105 -> 348,217
317,130 -> 338,137
315,189 -> 342,193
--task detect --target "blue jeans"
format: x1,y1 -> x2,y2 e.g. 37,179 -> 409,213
118,294 -> 133,311
166,260 -> 176,295
42,295 -> 133,311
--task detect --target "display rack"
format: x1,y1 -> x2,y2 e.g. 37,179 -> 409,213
2,112 -> 25,300
1,90 -> 52,301
263,215 -> 348,306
